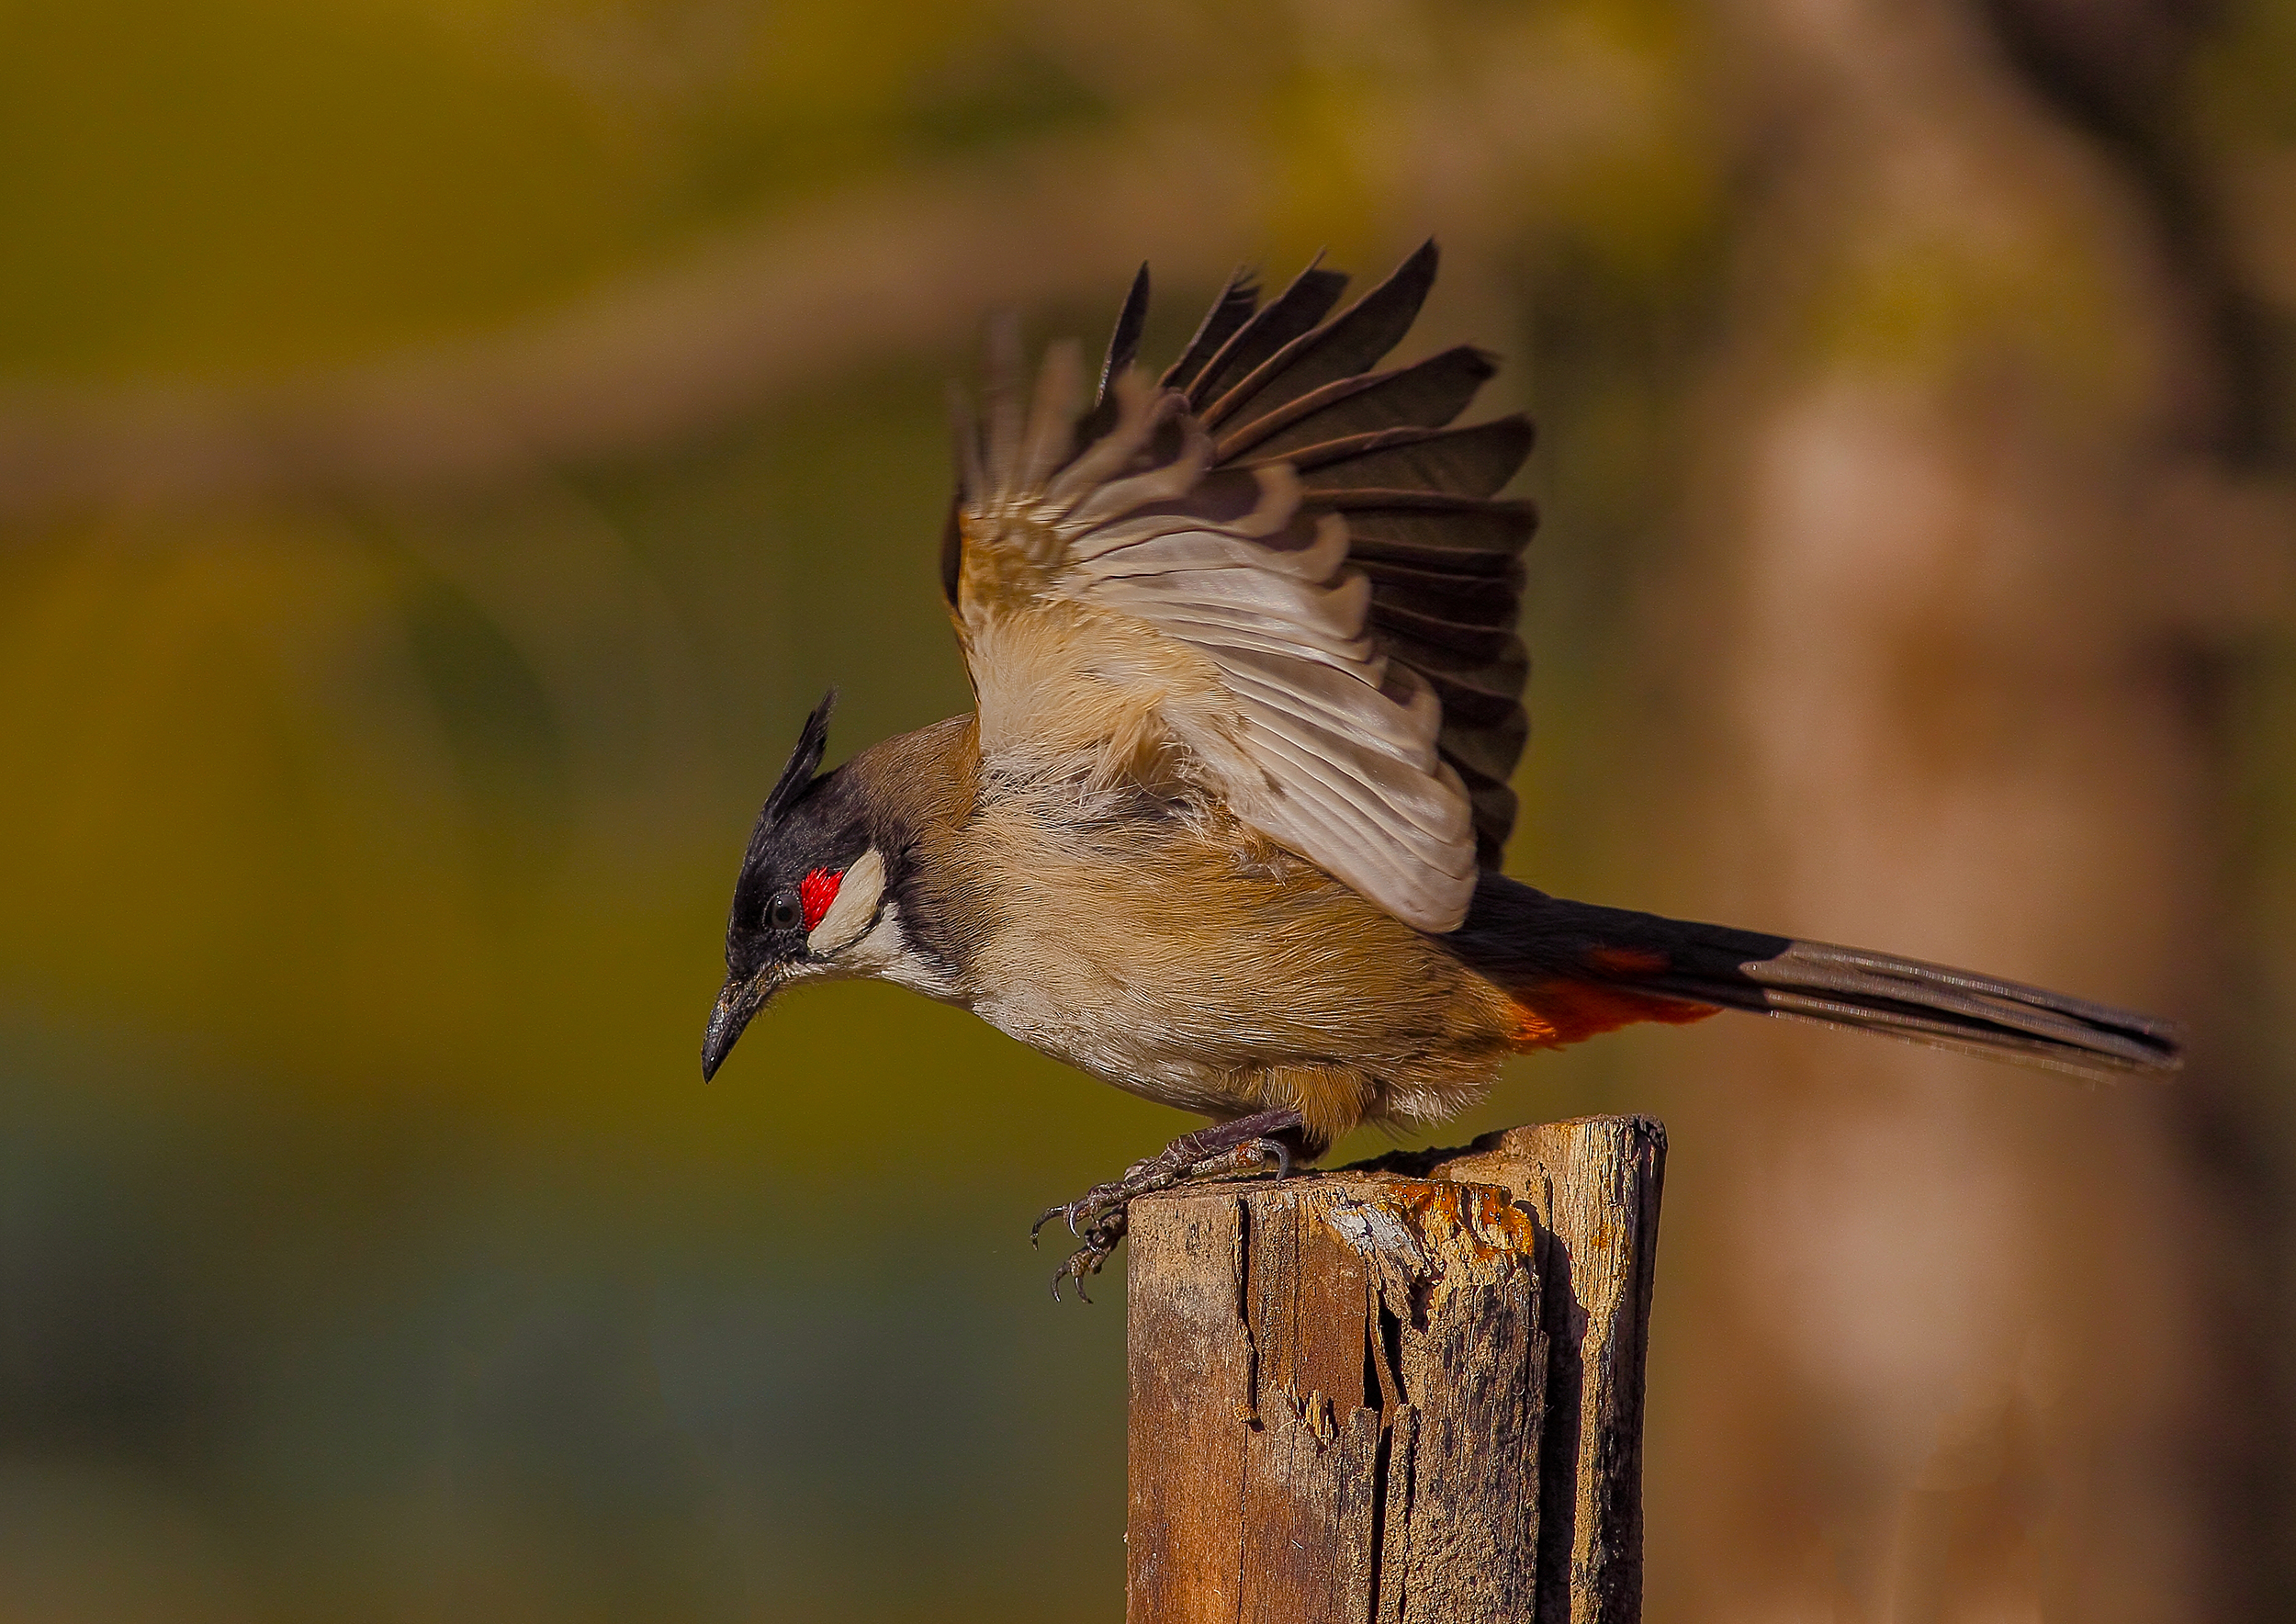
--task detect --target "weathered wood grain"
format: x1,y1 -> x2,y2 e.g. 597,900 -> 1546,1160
1409,1117 -> 1669,1624
1125,1116 -> 1663,1624
1127,1193 -> 1255,1623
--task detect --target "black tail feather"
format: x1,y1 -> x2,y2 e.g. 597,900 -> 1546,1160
1447,878 -> 2184,1082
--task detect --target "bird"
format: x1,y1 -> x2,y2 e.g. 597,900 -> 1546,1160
699,241 -> 2182,1295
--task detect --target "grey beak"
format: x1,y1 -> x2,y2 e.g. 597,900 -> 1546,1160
701,970 -> 776,1081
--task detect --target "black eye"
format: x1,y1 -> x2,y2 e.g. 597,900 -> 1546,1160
767,892 -> 799,930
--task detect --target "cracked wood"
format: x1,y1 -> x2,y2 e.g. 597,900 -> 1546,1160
1124,1115 -> 1664,1624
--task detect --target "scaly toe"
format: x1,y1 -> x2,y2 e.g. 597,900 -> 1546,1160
1031,1167 -> 1163,1246
1034,1208 -> 1080,1246
1035,1123 -> 1302,1299
1050,1243 -> 1110,1303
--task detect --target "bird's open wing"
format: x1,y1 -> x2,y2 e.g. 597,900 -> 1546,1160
944,242 -> 1532,935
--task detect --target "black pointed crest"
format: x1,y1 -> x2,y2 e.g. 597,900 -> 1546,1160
743,689 -> 836,862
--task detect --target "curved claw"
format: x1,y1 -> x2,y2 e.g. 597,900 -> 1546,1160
1049,1254 -> 1100,1304
1033,1113 -> 1303,1306
1031,1197 -> 1106,1248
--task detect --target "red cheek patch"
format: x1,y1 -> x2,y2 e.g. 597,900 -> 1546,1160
798,867 -> 842,932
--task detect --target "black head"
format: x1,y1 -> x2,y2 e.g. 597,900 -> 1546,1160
701,691 -> 884,1079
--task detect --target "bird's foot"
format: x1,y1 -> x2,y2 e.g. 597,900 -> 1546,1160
1035,1139 -> 1288,1302
1031,1108 -> 1304,1302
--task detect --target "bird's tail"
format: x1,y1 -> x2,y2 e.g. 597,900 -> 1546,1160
1444,875 -> 2183,1082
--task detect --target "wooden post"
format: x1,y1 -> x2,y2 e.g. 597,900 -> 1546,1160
1124,1115 -> 1666,1624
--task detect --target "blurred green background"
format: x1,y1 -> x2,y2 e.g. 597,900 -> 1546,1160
2,0 -> 2292,1618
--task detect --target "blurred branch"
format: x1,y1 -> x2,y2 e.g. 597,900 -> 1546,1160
0,125 -> 1262,519
0,20 -> 1668,523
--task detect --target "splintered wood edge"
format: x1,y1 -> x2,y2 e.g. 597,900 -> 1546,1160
1354,1115 -> 1666,1624
1125,1174 -> 1548,1624
1122,1115 -> 1666,1624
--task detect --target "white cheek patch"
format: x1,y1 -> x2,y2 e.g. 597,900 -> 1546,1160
845,904 -> 962,1000
806,848 -> 885,955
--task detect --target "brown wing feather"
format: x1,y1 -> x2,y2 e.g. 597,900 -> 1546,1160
1200,244 -> 1534,867
1160,266 -> 1261,394
1199,239 -> 1442,431
1215,345 -> 1499,463
1185,259 -> 1351,409
944,242 -> 1536,926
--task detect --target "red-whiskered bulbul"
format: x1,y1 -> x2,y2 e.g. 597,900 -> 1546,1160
700,242 -> 2181,1294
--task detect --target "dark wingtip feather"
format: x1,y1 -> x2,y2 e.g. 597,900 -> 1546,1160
1071,263 -> 1155,449
1448,753 -> 1521,868
1201,238 -> 1442,430
1187,256 -> 1351,408
1289,416 -> 1535,500
938,494 -> 961,607
1214,344 -> 1500,463
1161,265 -> 1262,393
1332,494 -> 1538,575
1097,263 -> 1152,403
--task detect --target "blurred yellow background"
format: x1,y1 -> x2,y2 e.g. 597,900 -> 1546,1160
2,0 -> 2292,1618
